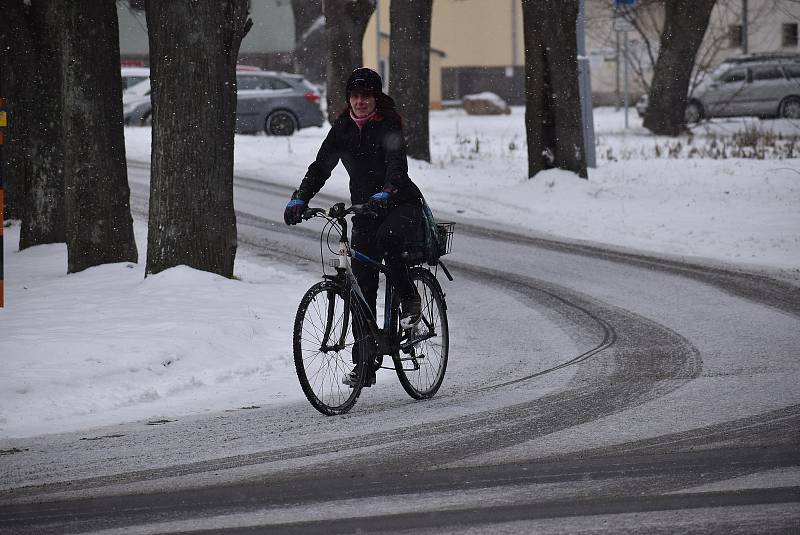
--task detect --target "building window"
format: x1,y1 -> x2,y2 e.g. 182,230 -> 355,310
728,25 -> 743,48
783,23 -> 798,47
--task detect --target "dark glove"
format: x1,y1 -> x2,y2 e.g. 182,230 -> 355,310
366,191 -> 391,217
284,198 -> 306,225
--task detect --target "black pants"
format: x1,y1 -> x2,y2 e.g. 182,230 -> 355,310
351,200 -> 424,319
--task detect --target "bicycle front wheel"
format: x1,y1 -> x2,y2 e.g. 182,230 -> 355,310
394,269 -> 449,399
293,282 -> 368,415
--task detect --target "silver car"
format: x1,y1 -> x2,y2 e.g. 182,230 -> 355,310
637,54 -> 800,122
234,70 -> 325,135
122,69 -> 325,136
121,67 -> 151,90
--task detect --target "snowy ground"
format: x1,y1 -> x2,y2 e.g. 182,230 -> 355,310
0,222 -> 314,438
1,107 -> 798,439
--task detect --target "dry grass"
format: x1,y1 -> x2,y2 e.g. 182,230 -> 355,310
599,125 -> 800,161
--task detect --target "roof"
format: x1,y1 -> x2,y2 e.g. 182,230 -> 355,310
724,53 -> 800,64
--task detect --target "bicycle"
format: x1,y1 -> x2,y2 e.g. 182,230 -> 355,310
292,202 -> 454,415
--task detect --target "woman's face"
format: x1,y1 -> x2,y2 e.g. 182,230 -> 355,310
349,89 -> 376,118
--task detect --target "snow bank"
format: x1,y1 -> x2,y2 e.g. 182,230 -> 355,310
0,223 -> 311,438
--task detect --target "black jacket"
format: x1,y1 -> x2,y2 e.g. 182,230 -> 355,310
293,112 -> 422,205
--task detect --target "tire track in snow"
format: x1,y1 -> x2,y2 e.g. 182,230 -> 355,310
10,161 -> 786,500
0,259 -> 702,500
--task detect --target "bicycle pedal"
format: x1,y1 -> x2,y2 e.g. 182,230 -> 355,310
400,316 -> 421,330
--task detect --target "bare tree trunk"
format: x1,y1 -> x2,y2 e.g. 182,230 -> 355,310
522,2 -> 554,179
389,0 -> 432,162
145,0 -> 251,278
0,0 -> 31,221
291,0 -> 326,84
25,0 -> 66,248
2,0 -> 66,247
60,0 -> 137,273
522,0 -> 587,179
643,0 -> 716,136
323,0 -> 376,124
543,1 -> 586,178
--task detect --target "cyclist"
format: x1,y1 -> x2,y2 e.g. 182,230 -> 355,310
284,68 -> 426,383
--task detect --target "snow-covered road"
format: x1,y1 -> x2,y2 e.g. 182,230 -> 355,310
2,157 -> 798,533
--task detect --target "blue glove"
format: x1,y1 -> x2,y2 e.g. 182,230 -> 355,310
366,191 -> 391,216
284,198 -> 306,225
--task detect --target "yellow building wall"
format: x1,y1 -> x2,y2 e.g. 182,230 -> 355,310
362,0 -> 525,105
364,0 -> 799,105
363,0 -> 524,107
362,2 -> 389,70
365,0 -> 525,69
431,0 -> 524,67
429,53 -> 444,109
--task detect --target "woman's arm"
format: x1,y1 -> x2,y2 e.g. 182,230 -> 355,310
382,123 -> 411,194
293,126 -> 341,201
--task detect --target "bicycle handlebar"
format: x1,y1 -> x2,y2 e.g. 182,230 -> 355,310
301,207 -> 326,221
301,203 -> 373,221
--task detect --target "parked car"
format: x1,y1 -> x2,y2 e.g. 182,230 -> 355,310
235,70 -> 324,135
636,53 -> 800,122
120,67 -> 151,91
122,69 -> 325,136
122,77 -> 153,126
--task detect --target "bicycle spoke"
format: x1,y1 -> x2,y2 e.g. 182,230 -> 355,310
395,272 -> 448,398
293,282 -> 367,413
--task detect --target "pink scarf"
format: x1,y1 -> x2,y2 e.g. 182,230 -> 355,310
350,110 -> 376,130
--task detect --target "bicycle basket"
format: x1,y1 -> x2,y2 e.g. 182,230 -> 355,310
435,222 -> 454,256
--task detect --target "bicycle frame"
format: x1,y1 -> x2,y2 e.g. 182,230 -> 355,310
294,203 -> 452,414
307,202 -> 442,365
325,213 -> 400,358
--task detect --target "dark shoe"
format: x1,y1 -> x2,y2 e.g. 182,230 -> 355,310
400,293 -> 421,329
342,368 -> 376,388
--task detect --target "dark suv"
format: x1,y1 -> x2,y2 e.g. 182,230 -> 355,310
122,69 -> 325,136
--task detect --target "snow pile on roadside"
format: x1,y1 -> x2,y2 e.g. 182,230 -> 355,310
0,223 -> 311,438
427,161 -> 800,270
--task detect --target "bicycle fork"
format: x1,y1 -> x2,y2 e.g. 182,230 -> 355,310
319,287 -> 349,353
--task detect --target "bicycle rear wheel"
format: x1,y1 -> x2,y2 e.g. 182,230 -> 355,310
394,269 -> 449,399
293,282 -> 368,415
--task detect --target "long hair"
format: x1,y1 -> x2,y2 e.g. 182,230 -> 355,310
376,93 -> 403,127
338,92 -> 403,127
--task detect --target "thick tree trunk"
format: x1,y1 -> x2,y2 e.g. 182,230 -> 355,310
643,0 -> 716,136
25,0 -> 66,248
291,0 -> 326,84
0,0 -> 30,221
2,0 -> 66,246
389,0 -> 432,162
323,0 -> 376,124
61,1 -> 137,273
522,0 -> 587,179
145,0 -> 251,278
